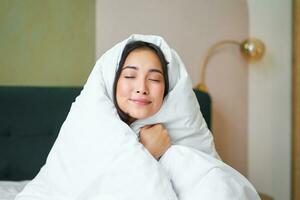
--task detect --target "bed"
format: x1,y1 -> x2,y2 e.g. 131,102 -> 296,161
0,86 -> 211,199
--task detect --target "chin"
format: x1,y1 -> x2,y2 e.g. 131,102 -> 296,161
130,112 -> 152,120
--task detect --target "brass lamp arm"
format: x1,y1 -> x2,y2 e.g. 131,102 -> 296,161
196,38 -> 265,92
199,40 -> 241,92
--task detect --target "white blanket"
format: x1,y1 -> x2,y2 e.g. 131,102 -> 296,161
16,34 -> 260,200
0,181 -> 29,200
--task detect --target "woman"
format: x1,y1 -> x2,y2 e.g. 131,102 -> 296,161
113,41 -> 171,160
16,34 -> 259,200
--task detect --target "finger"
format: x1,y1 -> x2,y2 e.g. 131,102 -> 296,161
141,124 -> 154,130
155,123 -> 164,128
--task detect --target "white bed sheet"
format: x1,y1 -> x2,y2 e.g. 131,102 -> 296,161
0,181 -> 29,200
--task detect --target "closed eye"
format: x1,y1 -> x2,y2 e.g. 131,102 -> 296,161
149,79 -> 161,82
124,76 -> 135,79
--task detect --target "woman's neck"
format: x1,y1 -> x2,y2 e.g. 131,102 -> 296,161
127,116 -> 136,125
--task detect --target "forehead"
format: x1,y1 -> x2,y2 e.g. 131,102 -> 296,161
123,48 -> 162,69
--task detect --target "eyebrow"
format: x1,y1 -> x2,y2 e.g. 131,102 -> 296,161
122,65 -> 163,74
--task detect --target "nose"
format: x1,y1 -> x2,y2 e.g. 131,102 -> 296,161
136,79 -> 149,95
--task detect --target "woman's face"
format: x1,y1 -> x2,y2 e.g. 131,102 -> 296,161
116,48 -> 165,122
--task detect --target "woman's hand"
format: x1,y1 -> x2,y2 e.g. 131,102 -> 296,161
139,124 -> 171,160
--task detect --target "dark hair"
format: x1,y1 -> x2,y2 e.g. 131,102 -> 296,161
113,41 -> 169,124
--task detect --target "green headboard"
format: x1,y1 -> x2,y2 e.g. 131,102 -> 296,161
0,86 -> 81,180
0,86 -> 211,181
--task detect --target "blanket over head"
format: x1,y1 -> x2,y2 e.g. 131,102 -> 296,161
16,34 -> 260,200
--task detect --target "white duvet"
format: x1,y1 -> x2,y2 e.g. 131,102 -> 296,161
0,181 -> 29,200
16,34 -> 260,200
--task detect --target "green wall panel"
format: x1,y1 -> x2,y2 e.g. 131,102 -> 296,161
0,0 -> 95,86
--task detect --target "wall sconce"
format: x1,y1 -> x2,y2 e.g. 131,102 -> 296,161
196,38 -> 266,92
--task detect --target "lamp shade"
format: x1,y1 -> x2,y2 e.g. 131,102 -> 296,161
240,38 -> 265,61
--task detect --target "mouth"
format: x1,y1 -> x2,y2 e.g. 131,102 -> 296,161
130,98 -> 152,105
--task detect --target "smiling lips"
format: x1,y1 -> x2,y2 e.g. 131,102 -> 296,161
130,98 -> 152,105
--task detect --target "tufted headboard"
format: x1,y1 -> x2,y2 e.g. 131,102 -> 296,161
0,86 -> 211,181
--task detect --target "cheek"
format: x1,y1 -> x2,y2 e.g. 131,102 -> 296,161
151,84 -> 165,103
116,79 -> 133,113
117,79 -> 132,97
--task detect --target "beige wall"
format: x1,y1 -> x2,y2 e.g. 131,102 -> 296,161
96,0 -> 249,176
247,0 -> 292,199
